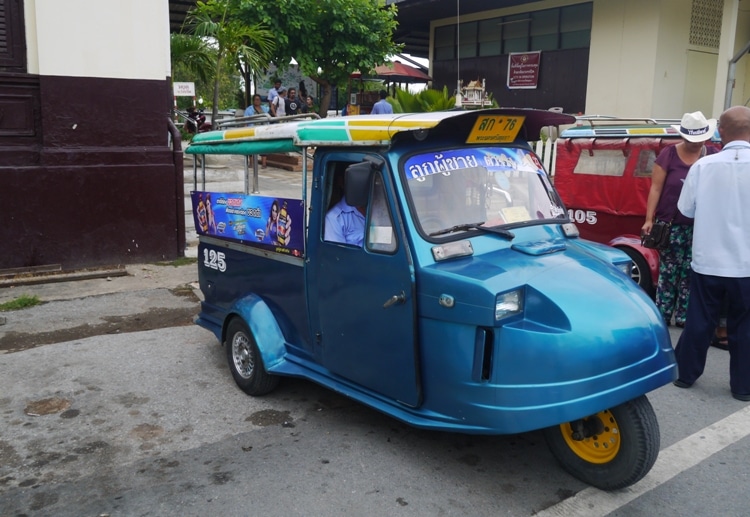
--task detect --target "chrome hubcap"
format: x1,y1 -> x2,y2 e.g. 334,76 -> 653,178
232,332 -> 254,379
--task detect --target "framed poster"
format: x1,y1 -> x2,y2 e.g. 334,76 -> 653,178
507,51 -> 541,89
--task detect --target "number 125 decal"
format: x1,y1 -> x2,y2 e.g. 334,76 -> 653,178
568,209 -> 597,225
203,249 -> 227,272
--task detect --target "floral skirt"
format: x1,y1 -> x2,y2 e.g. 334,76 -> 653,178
655,223 -> 692,325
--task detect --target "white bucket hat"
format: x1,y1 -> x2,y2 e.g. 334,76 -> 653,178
672,111 -> 717,142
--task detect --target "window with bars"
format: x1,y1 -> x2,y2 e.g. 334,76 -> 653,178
433,2 -> 592,61
0,0 -> 27,72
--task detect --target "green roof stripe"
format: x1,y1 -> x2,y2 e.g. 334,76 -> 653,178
185,139 -> 296,155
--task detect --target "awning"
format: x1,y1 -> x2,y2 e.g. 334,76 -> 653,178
374,62 -> 432,83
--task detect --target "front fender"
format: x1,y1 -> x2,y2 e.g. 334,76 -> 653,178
224,294 -> 287,371
609,234 -> 660,285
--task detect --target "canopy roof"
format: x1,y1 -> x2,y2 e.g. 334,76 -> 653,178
375,62 -> 432,82
185,108 -> 576,156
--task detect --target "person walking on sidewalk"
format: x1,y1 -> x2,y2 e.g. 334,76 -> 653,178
370,90 -> 393,114
673,105 -> 750,401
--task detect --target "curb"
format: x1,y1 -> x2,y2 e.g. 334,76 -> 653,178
0,267 -> 129,288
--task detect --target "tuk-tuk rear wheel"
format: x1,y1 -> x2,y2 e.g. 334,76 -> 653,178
225,318 -> 279,396
543,395 -> 659,490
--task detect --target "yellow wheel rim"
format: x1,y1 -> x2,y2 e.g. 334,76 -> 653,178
560,409 -> 621,464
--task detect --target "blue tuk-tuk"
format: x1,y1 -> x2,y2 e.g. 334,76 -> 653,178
185,109 -> 676,490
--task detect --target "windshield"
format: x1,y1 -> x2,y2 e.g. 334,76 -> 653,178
403,146 -> 567,237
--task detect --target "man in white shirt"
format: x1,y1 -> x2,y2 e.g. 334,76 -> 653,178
673,105 -> 750,401
271,87 -> 287,118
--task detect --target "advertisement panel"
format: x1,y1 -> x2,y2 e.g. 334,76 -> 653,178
191,191 -> 304,257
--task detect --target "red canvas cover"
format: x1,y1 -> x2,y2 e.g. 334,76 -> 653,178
554,137 -> 674,217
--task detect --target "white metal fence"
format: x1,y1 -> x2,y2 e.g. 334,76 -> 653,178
530,138 -> 558,177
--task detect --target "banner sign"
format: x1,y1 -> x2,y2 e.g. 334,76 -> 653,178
507,51 -> 541,90
173,82 -> 196,96
191,191 -> 304,257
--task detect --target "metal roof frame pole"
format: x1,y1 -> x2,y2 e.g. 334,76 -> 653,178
201,156 -> 206,191
243,155 -> 260,195
244,156 -> 250,194
724,40 -> 750,111
253,155 -> 259,194
193,155 -> 198,192
302,146 -> 309,259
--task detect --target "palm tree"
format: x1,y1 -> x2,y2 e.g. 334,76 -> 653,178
184,0 -> 275,126
170,33 -> 214,86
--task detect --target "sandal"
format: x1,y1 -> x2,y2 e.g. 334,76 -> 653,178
710,335 -> 729,351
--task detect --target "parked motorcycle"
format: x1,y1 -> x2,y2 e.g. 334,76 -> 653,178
185,107 -> 212,134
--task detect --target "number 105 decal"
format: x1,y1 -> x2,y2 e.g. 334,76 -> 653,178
568,209 -> 597,225
203,249 -> 227,272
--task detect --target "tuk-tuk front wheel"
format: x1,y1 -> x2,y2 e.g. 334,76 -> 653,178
225,318 -> 279,396
543,395 -> 659,490
618,246 -> 655,298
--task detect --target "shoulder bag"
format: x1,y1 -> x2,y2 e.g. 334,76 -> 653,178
641,145 -> 705,250
641,219 -> 671,250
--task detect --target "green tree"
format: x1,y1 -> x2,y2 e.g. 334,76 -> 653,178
238,0 -> 402,117
184,0 -> 275,125
170,33 -> 214,85
171,33 -> 243,138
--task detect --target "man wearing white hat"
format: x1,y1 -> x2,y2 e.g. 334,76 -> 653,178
673,106 -> 750,401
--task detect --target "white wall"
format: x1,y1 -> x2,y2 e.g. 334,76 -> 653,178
586,0 -> 662,116
23,0 -> 40,74
651,0 -> 693,118
25,0 -> 171,80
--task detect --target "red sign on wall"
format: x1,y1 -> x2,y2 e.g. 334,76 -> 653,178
507,51 -> 541,89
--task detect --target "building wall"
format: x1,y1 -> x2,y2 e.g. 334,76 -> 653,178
0,0 -> 183,271
736,2 -> 750,107
425,0 -> 750,119
586,0 -> 663,117
584,0 -> 750,118
429,0 -> 591,114
26,0 -> 171,80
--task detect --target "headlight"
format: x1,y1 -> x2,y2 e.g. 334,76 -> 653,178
614,260 -> 631,277
495,289 -> 524,321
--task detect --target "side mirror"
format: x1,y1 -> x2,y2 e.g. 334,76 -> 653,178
344,160 -> 378,207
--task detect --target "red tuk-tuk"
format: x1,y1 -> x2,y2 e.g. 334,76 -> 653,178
554,117 -> 720,296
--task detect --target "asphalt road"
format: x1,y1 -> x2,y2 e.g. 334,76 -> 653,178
1,313 -> 749,516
